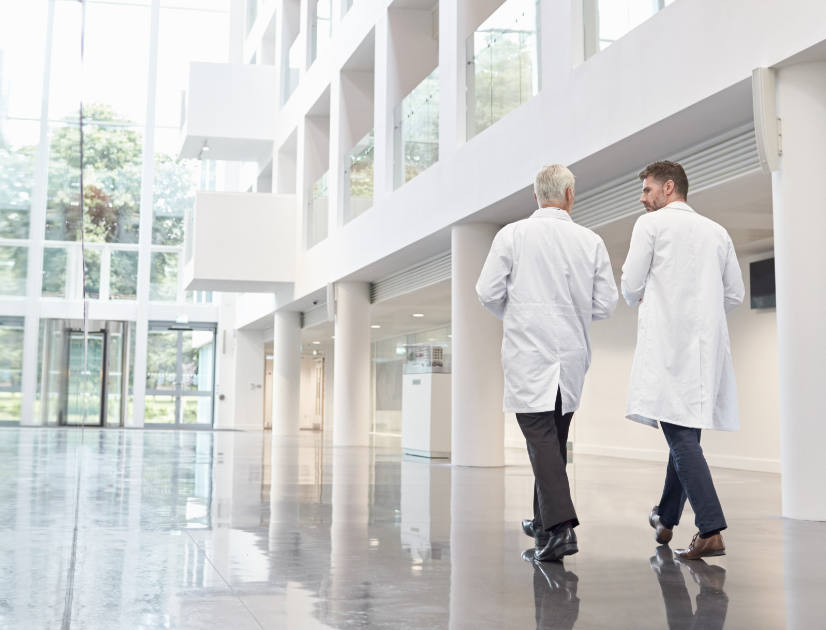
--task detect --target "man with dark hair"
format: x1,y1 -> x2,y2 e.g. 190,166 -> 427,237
621,160 -> 745,560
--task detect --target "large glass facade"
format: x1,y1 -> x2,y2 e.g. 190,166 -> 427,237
0,1 -> 228,426
467,0 -> 540,139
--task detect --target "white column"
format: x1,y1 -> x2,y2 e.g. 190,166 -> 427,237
130,0 -> 162,428
20,0 -> 57,426
273,310 -> 301,436
372,12 -> 392,203
332,281 -> 370,446
772,61 -> 826,521
438,0 -> 462,158
449,466 -> 505,629
451,223 -> 504,467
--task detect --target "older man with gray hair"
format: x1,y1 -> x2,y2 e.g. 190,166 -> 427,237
476,164 -> 618,562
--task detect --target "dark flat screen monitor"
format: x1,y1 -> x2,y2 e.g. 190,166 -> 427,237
750,257 -> 775,309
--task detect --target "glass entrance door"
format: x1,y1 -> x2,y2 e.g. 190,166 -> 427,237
64,331 -> 106,426
146,323 -> 215,426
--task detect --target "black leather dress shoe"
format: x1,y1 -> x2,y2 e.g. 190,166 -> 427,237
649,506 -> 673,544
522,519 -> 537,538
523,519 -> 550,546
535,526 -> 578,562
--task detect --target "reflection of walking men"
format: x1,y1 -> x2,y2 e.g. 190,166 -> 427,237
477,165 -> 617,561
622,161 -> 744,559
650,546 -> 729,630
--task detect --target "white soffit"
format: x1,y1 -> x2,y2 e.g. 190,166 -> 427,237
574,124 -> 761,229
302,304 -> 329,329
370,252 -> 451,304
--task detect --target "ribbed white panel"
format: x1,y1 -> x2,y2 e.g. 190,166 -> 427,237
370,252 -> 451,303
302,304 -> 329,329
574,124 -> 761,228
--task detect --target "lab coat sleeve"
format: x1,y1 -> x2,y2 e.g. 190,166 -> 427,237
475,227 -> 512,320
722,237 -> 745,313
592,238 -> 618,320
621,216 -> 655,306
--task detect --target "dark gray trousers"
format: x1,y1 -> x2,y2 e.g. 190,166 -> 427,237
516,389 -> 578,534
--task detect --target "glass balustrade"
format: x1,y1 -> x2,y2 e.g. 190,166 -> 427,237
467,0 -> 540,140
394,68 -> 439,188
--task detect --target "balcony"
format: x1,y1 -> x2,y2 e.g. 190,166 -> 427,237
183,192 -> 296,293
179,62 -> 276,162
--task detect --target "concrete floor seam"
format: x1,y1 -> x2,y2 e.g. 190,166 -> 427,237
183,528 -> 267,630
60,442 -> 85,630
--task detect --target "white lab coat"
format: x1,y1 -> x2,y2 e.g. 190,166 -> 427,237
476,207 -> 618,414
621,201 -> 745,431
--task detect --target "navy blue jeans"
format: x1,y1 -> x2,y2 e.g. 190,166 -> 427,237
657,422 -> 727,536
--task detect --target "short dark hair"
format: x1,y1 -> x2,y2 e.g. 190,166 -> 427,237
639,161 -> 689,199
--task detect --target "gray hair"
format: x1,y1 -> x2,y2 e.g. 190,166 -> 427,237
534,165 -> 575,206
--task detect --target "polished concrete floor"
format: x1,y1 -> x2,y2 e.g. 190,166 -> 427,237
1,428 -> 824,629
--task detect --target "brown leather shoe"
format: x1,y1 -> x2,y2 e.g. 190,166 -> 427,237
674,532 -> 726,560
649,506 -> 673,544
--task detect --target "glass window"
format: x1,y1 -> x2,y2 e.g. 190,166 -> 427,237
0,2 -> 48,118
344,130 -> 374,223
146,326 -> 215,425
150,251 -> 179,301
82,2 -> 150,125
370,325 -> 452,435
0,120 -> 40,240
45,122 -> 81,242
246,0 -> 258,34
307,172 -> 328,248
46,118 -> 143,244
282,36 -> 302,104
83,248 -> 101,300
156,5 -> 229,129
49,1 -> 83,125
467,0 -> 539,139
0,318 -> 25,422
394,68 -> 439,188
42,247 -> 68,298
590,0 -> 676,54
310,0 -> 332,65
110,250 -> 139,300
152,131 -> 200,247
0,245 -> 27,296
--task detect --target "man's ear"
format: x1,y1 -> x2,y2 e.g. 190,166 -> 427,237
664,180 -> 675,196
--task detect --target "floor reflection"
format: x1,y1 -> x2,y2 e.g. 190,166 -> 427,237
532,560 -> 580,630
1,428 -> 824,629
650,545 -> 728,630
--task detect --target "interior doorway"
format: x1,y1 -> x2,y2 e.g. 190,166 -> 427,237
38,319 -> 131,427
263,343 -> 273,430
144,322 -> 216,426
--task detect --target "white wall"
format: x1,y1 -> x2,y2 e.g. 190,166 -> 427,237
273,0 -> 826,304
232,329 -> 267,430
574,253 -> 780,472
299,355 -> 317,429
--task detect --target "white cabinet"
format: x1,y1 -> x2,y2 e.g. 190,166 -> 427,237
401,372 -> 451,458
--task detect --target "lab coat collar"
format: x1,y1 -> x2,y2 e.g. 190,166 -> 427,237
531,207 -> 572,222
663,201 -> 695,213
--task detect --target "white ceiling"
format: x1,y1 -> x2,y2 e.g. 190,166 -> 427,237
299,279 -> 451,354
